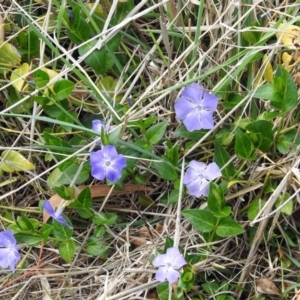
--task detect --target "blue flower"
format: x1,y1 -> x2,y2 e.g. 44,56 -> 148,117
43,200 -> 72,229
0,230 -> 21,272
174,83 -> 218,132
90,145 -> 126,183
152,247 -> 186,283
183,161 -> 221,197
92,120 -> 111,135
92,120 -> 112,145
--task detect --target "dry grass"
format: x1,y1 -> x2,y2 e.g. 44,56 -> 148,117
1,0 -> 300,299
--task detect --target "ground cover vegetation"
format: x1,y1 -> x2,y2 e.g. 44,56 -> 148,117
1,0 -> 300,299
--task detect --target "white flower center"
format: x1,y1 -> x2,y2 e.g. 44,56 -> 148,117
105,160 -> 111,167
197,173 -> 204,181
196,104 -> 203,111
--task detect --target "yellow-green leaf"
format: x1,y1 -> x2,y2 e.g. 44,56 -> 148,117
0,41 -> 21,65
276,23 -> 300,49
263,54 -> 273,82
0,150 -> 35,173
10,63 -> 30,91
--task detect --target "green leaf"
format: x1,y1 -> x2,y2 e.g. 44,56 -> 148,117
16,215 -> 38,231
247,199 -> 266,221
252,83 -> 280,101
41,224 -> 53,241
43,132 -> 73,161
92,212 -> 117,226
173,125 -> 206,141
59,239 -> 75,263
33,69 -> 50,88
169,189 -> 179,203
79,41 -> 114,75
14,233 -> 43,246
69,187 -> 93,219
182,209 -> 216,233
163,144 -> 179,166
214,141 -> 235,178
274,66 -> 298,111
253,66 -> 298,111
53,220 -> 73,239
202,282 -> 219,295
207,183 -> 225,213
277,129 -> 300,154
0,41 -> 21,64
234,128 -> 255,160
47,163 -> 90,188
53,79 -> 75,101
213,206 -> 231,217
216,217 -> 244,237
152,161 -> 178,181
156,282 -> 178,300
245,120 -> 274,152
0,150 -> 35,173
77,207 -> 93,219
242,30 -> 259,45
275,192 -> 293,215
108,127 -> 122,145
86,237 -> 109,257
77,187 -> 92,207
145,121 -> 168,145
114,0 -> 134,23
55,187 -> 76,200
64,5 -> 92,43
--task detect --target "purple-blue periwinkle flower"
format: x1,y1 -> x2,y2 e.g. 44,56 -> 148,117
0,230 -> 21,272
92,120 -> 110,134
43,200 -> 73,229
92,120 -> 113,145
90,145 -> 126,183
152,247 -> 186,284
174,83 -> 218,132
183,161 -> 221,197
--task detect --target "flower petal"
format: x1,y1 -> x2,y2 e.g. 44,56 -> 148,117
185,179 -> 203,197
165,247 -> 186,269
92,119 -> 106,133
204,162 -> 222,180
183,161 -> 206,185
111,154 -> 127,170
152,253 -> 167,267
55,215 -> 73,229
181,83 -> 204,105
43,200 -> 55,218
91,164 -> 106,181
90,151 -> 105,165
174,97 -> 197,120
199,110 -> 214,129
182,110 -> 203,131
165,268 -> 180,284
0,230 -> 17,248
0,245 -> 20,272
198,178 -> 210,197
101,145 -> 118,160
155,266 -> 168,282
106,166 -> 122,182
202,92 -> 218,110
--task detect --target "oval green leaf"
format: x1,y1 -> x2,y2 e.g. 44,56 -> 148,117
216,217 -> 244,237
53,79 -> 75,101
146,121 -> 168,145
182,209 -> 216,233
59,239 -> 75,263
